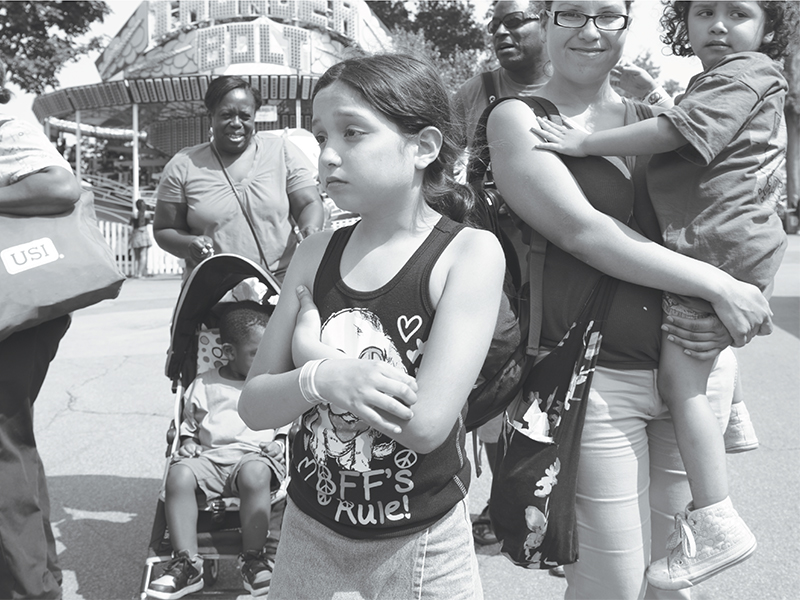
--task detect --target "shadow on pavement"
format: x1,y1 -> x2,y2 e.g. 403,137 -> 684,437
48,475 -> 161,600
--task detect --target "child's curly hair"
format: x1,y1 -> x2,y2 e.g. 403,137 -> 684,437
660,0 -> 800,62
218,300 -> 270,346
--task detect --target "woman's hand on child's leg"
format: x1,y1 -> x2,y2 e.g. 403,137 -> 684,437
315,359 -> 418,437
661,314 -> 733,360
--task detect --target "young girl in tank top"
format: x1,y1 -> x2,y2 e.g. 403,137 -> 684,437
239,53 -> 504,599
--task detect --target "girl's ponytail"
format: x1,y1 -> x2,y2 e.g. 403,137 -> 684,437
420,125 -> 478,226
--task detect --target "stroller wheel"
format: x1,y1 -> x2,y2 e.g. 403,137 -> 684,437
203,559 -> 219,585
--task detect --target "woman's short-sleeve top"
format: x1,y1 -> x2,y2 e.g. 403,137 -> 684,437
157,132 -> 317,274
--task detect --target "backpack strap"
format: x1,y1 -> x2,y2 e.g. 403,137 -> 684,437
518,98 -> 562,356
467,95 -> 563,356
481,71 -> 498,104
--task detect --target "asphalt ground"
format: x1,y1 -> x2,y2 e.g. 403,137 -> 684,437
32,234 -> 799,600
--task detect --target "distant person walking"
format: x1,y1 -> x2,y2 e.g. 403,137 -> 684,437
130,198 -> 152,278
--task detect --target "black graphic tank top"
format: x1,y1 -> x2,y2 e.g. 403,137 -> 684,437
287,216 -> 472,539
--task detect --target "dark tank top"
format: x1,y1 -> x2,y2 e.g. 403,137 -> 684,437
287,216 -> 473,539
538,101 -> 664,369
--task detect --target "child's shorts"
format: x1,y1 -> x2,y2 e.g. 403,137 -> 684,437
170,451 -> 286,505
268,497 -> 483,599
662,291 -> 714,320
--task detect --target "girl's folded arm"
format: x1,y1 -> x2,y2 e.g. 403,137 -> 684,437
240,232 -> 419,434
239,234 -> 330,430
387,228 -> 505,454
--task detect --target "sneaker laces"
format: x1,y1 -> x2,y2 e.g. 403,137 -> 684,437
666,512 -> 697,559
161,553 -> 190,576
240,550 -> 272,572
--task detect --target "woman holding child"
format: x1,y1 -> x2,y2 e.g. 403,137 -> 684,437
486,1 -> 782,598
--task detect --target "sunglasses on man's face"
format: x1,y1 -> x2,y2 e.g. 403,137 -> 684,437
487,11 -> 539,35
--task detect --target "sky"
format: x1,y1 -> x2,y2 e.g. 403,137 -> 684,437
2,0 -> 701,129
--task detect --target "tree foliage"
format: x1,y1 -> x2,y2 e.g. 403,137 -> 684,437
413,0 -> 485,58
389,28 -> 492,95
369,1 -> 411,29
0,1 -> 110,95
368,0 -> 491,91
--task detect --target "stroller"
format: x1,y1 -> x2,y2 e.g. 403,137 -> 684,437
139,254 -> 286,599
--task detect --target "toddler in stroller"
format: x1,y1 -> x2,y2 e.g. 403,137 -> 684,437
143,256 -> 287,600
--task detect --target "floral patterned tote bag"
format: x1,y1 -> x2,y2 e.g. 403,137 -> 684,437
489,276 -> 618,569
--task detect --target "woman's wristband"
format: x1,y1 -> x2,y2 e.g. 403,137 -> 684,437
641,86 -> 669,106
299,358 -> 328,404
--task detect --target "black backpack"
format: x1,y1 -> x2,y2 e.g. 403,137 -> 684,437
463,93 -> 563,432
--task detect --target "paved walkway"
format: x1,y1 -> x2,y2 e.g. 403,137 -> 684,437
33,235 -> 799,599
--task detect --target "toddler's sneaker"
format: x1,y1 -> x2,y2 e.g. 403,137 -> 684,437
147,550 -> 204,600
724,402 -> 759,453
239,550 -> 273,597
646,497 -> 756,590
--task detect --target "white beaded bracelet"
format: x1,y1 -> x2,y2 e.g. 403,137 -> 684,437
299,358 -> 328,404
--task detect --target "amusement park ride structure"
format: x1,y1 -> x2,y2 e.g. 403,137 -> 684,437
31,0 -> 392,218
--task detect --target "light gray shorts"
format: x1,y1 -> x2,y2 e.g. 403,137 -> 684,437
170,451 -> 285,504
269,497 -> 483,599
662,291 -> 714,320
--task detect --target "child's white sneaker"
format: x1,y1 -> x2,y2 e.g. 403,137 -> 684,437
239,550 -> 273,597
147,550 -> 204,600
724,402 -> 759,453
646,497 -> 756,590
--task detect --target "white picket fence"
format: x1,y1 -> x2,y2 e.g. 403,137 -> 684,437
98,221 -> 184,277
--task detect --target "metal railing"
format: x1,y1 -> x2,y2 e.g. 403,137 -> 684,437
83,173 -> 157,223
98,221 -> 183,277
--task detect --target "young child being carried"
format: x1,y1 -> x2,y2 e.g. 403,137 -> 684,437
239,53 -> 504,599
534,0 -> 797,591
147,301 -> 287,600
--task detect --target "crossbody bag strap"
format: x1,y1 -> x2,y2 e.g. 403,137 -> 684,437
210,143 -> 270,270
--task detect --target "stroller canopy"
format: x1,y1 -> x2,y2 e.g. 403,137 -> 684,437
165,254 -> 280,386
